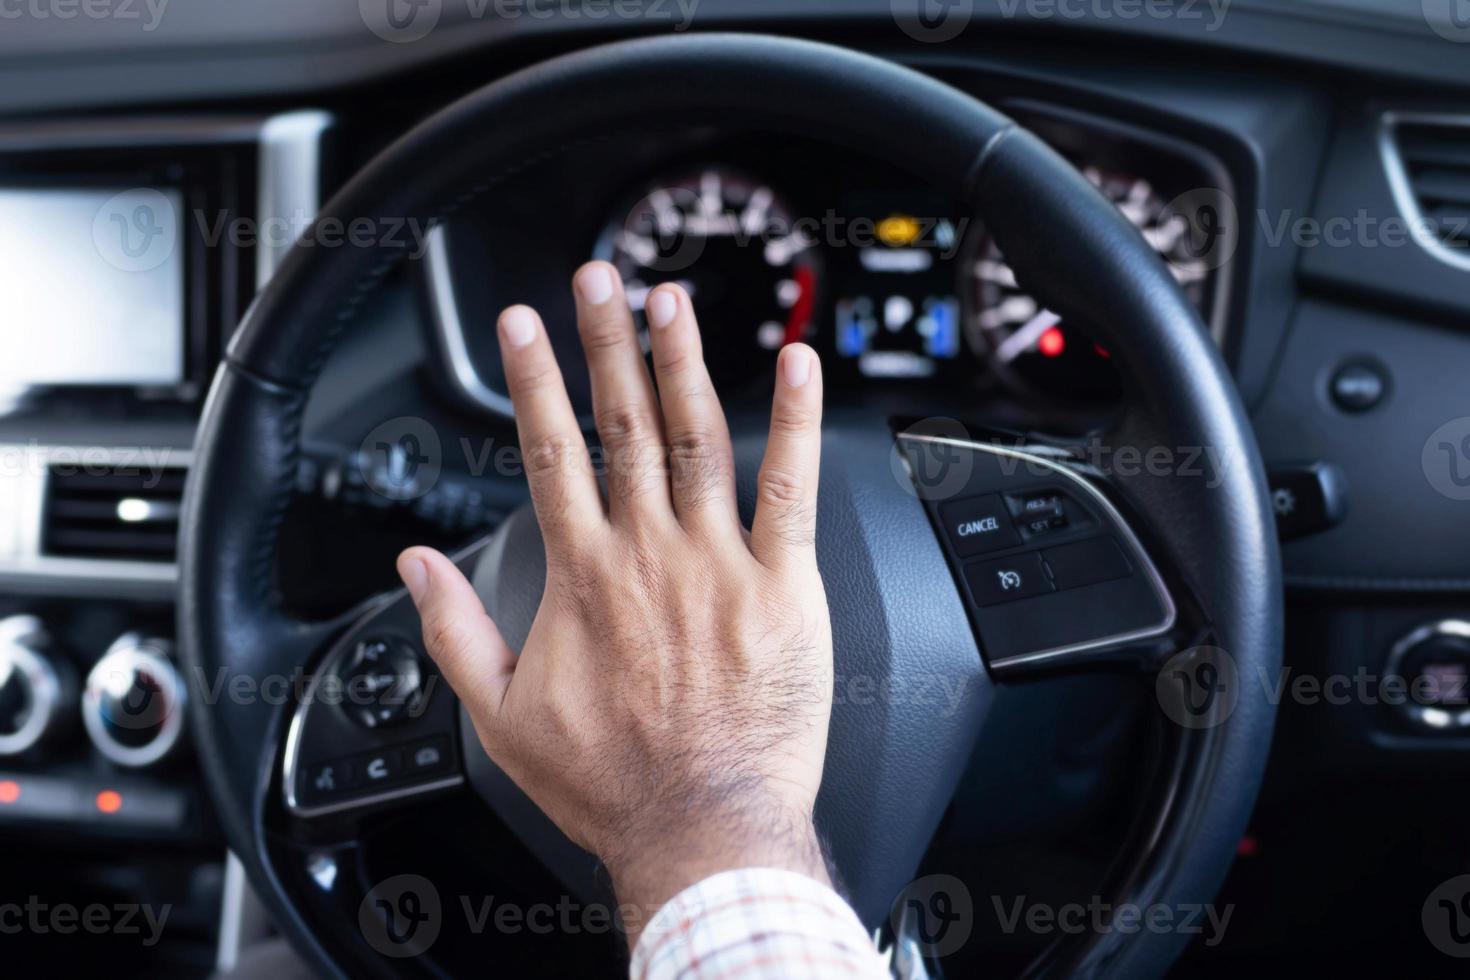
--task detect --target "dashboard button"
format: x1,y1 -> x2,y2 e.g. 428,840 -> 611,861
939,495 -> 1020,557
304,758 -> 360,799
1043,537 -> 1132,591
1330,361 -> 1387,413
964,552 -> 1053,606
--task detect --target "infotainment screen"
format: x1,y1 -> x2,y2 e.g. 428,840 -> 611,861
0,187 -> 185,388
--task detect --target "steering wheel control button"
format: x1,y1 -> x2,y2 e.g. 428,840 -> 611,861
1009,491 -> 1072,538
939,495 -> 1020,557
405,737 -> 452,777
359,749 -> 403,784
1042,537 -> 1132,591
341,637 -> 425,729
1329,360 -> 1388,413
1266,463 -> 1348,541
964,552 -> 1054,606
305,758 -> 360,800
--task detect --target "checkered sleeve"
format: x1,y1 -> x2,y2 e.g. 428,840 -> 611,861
630,868 -> 890,980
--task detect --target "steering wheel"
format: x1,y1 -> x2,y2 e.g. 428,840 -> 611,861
179,33 -> 1281,979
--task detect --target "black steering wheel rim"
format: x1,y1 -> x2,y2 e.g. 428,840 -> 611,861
179,32 -> 1281,978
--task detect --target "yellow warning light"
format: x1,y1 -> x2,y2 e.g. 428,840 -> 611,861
876,214 -> 923,248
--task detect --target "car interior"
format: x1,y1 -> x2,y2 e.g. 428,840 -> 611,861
2,2 -> 1469,977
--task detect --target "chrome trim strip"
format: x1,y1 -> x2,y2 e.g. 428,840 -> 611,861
1377,110 -> 1470,274
897,433 -> 1177,670
256,110 -> 333,290
425,224 -> 516,419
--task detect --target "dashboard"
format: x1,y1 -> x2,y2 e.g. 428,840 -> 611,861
0,4 -> 1469,974
426,111 -> 1229,421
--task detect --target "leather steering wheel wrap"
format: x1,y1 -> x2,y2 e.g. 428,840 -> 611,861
179,33 -> 1282,978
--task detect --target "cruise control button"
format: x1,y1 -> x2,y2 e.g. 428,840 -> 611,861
358,749 -> 402,784
964,552 -> 1054,606
939,495 -> 1020,558
1043,537 -> 1132,591
404,737 -> 452,777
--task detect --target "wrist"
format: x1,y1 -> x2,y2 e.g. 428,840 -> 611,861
605,796 -> 830,947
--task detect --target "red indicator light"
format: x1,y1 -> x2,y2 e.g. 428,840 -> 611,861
95,790 -> 123,814
0,780 -> 18,804
1038,326 -> 1066,358
1093,342 -> 1111,359
1236,835 -> 1259,857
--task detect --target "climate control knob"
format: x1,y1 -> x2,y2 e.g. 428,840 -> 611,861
0,616 -> 71,757
83,634 -> 186,768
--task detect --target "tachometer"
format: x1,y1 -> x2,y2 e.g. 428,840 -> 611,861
964,167 -> 1214,401
593,166 -> 819,386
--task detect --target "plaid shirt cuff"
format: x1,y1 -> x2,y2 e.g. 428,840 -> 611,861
630,867 -> 890,980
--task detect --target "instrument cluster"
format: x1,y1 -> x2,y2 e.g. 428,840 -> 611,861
428,113 -> 1229,418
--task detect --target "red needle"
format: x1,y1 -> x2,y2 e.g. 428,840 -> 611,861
784,265 -> 816,346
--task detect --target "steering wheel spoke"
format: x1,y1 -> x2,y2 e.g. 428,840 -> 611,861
278,542 -> 486,822
897,429 -> 1193,679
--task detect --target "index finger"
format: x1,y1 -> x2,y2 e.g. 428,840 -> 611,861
498,305 -> 605,545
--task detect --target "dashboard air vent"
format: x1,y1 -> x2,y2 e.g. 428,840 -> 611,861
41,463 -> 187,563
1382,113 -> 1470,268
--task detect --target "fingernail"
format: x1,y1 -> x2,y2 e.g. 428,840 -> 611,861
647,289 -> 678,329
575,264 -> 616,305
500,307 -> 538,349
781,346 -> 812,388
399,555 -> 428,603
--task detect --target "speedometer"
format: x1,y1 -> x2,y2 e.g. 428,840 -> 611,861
593,166 -> 819,387
964,167 -> 1214,401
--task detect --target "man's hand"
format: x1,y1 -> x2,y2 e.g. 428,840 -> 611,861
396,261 -> 833,942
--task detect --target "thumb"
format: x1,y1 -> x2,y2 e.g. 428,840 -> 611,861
397,546 -> 517,726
